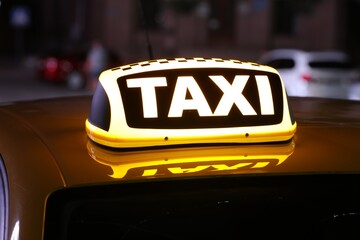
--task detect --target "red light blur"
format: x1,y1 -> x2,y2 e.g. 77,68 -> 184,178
301,73 -> 312,81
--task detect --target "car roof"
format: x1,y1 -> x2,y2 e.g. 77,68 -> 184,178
1,96 -> 360,189
2,95 -> 360,239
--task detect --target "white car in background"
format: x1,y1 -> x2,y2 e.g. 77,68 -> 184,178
258,49 -> 358,99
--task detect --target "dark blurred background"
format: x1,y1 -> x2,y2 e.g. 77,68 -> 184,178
1,0 -> 360,101
1,0 -> 360,63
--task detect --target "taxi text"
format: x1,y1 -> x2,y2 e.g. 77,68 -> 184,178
126,75 -> 274,118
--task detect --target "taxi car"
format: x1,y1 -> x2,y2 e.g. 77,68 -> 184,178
1,57 -> 360,240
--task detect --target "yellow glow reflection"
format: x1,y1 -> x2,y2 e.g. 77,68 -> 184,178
87,140 -> 295,180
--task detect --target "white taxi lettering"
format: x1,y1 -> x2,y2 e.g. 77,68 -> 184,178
168,76 -> 213,117
210,75 -> 256,116
256,75 -> 274,115
127,77 -> 167,118
126,75 -> 274,118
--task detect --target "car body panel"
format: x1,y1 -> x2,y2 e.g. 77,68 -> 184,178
2,96 -> 360,184
1,96 -> 360,239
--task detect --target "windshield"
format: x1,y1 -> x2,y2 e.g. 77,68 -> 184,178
0,0 -> 360,102
309,60 -> 355,69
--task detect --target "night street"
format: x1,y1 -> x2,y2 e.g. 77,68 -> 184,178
0,58 -> 92,103
1,57 -> 360,103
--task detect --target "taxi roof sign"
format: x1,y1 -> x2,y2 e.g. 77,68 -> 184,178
85,57 -> 296,148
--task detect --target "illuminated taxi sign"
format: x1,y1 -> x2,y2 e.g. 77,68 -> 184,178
85,57 -> 296,148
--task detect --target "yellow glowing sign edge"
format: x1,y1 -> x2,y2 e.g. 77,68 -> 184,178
86,58 -> 297,148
